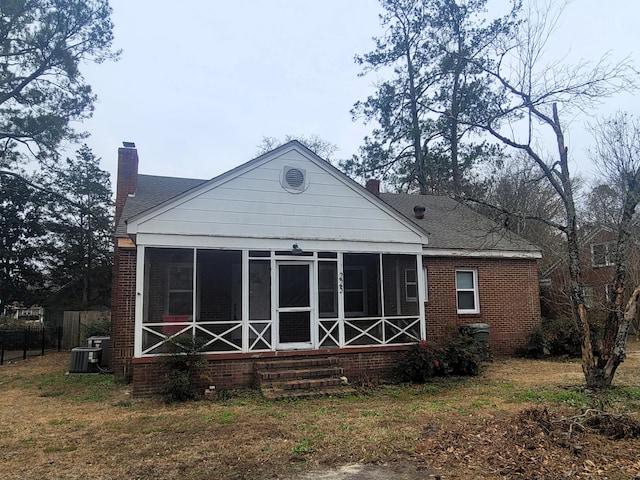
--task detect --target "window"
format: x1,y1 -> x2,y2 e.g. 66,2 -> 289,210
344,266 -> 366,316
456,269 -> 479,314
167,264 -> 193,316
591,243 -> 614,267
405,268 -> 417,302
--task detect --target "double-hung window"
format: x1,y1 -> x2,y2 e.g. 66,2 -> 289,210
344,266 -> 366,316
167,264 -> 194,316
456,269 -> 479,314
405,268 -> 417,302
591,243 -> 614,267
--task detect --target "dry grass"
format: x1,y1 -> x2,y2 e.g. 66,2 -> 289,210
1,339 -> 640,479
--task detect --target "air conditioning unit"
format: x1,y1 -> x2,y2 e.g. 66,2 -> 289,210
87,336 -> 111,368
69,347 -> 102,373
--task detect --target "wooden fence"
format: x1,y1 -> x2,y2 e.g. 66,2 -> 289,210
62,310 -> 111,349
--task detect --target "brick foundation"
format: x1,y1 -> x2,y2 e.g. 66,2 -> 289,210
131,347 -> 408,397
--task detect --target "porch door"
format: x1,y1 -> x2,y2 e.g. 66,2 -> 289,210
277,261 -> 313,350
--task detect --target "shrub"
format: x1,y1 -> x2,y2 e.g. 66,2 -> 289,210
83,317 -> 111,338
396,340 -> 447,382
396,335 -> 481,383
161,337 -> 207,403
443,335 -> 481,376
520,315 -> 604,358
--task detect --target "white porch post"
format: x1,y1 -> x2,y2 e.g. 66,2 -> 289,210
337,252 -> 345,348
241,249 -> 249,353
134,245 -> 145,357
416,254 -> 426,340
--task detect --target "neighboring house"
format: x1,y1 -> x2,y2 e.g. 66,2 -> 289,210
111,141 -> 541,395
2,303 -> 45,323
541,226 -> 640,319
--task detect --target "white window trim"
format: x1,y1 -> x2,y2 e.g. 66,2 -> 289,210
591,242 -> 614,267
405,268 -> 417,302
456,269 -> 479,314
423,266 -> 428,302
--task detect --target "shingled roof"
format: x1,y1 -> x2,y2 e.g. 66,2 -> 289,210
116,173 -> 540,257
115,174 -> 206,237
379,193 -> 540,255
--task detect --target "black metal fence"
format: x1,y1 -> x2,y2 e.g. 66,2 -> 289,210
0,326 -> 63,365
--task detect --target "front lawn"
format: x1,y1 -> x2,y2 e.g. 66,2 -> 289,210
1,339 -> 639,479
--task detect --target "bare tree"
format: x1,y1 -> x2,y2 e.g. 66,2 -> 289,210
256,135 -> 339,164
587,112 -> 640,381
467,1 -> 638,387
480,152 -> 565,272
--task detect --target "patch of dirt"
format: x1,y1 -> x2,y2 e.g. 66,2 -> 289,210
296,462 -> 439,480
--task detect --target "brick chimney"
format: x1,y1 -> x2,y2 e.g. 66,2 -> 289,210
365,178 -> 380,195
115,142 -> 138,227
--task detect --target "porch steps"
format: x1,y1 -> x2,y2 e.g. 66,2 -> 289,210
255,357 -> 357,401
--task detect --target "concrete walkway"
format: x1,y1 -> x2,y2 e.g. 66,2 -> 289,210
295,462 -> 440,479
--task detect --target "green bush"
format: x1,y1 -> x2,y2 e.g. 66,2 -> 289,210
521,315 -> 604,358
161,337 -> 207,403
161,370 -> 196,403
83,317 -> 111,338
443,335 -> 481,376
396,335 -> 481,383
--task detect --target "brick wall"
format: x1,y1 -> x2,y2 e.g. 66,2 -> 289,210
111,247 -> 136,380
424,256 -> 541,354
114,147 -> 138,226
111,146 -> 139,381
131,347 -> 407,396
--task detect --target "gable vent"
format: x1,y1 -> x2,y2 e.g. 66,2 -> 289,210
281,166 -> 308,193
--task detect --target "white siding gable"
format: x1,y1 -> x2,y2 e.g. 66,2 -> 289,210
127,144 -> 425,246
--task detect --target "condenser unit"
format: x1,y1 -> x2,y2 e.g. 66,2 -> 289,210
69,347 -> 102,373
87,336 -> 111,367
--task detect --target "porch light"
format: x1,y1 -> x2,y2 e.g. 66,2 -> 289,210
291,243 -> 303,255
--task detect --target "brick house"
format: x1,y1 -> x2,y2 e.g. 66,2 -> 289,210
541,227 -> 640,320
111,141 -> 541,395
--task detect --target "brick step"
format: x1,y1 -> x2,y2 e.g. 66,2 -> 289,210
258,366 -> 343,382
262,385 -> 358,401
266,377 -> 344,391
255,356 -> 339,371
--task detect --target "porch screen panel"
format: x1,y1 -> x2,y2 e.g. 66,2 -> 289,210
197,250 -> 242,321
249,260 -> 272,351
142,248 -> 194,354
318,261 -> 339,348
195,250 -> 243,353
343,254 -> 381,318
144,248 -> 194,324
249,260 -> 271,320
279,264 -> 309,307
382,255 -> 419,316
318,261 -> 337,318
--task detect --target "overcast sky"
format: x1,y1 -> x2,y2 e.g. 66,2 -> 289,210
78,0 -> 640,188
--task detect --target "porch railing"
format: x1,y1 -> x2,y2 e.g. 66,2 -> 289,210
141,316 -> 419,355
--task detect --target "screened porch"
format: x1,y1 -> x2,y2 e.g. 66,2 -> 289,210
138,247 -> 424,356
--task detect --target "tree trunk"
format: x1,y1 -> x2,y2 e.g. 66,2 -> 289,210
587,286 -> 640,388
405,43 -> 426,194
